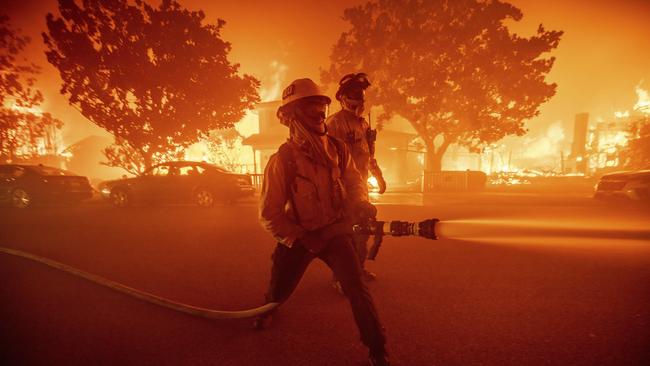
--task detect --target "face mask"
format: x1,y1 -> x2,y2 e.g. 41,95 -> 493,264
342,94 -> 365,116
295,100 -> 329,134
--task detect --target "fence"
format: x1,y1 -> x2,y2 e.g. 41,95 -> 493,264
250,173 -> 264,189
422,170 -> 487,192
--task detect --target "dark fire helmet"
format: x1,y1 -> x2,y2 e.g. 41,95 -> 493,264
335,72 -> 371,102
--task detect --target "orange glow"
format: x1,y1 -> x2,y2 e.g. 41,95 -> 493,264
3,1 -> 649,180
367,176 -> 379,189
634,84 -> 650,114
614,111 -> 629,119
4,97 -> 45,117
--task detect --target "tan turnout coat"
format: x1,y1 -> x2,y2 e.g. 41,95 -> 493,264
259,138 -> 366,247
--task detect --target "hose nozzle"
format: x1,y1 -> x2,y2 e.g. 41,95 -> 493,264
353,218 -> 439,240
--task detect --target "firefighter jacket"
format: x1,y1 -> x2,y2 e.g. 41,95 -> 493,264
326,109 -> 371,180
259,137 -> 367,247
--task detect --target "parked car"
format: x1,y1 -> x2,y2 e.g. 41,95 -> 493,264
0,164 -> 94,208
593,170 -> 650,201
97,161 -> 255,208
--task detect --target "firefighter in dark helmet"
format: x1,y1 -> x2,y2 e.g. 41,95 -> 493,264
326,73 -> 386,285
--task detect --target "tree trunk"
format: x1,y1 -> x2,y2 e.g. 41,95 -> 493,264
422,138 -> 451,192
426,149 -> 443,173
141,150 -> 153,175
8,139 -> 15,162
424,138 -> 451,173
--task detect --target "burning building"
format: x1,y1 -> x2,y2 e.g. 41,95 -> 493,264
241,100 -> 286,176
62,135 -> 126,184
1,103 -> 67,168
243,101 -> 423,190
569,113 -> 589,175
576,85 -> 650,174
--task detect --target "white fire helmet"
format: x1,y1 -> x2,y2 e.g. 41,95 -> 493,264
278,78 -> 331,126
280,78 -> 330,107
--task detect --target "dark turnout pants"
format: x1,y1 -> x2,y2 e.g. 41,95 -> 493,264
265,235 -> 386,353
353,233 -> 370,269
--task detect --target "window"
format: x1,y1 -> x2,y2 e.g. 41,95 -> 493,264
0,166 -> 26,179
27,165 -> 71,176
179,165 -> 205,176
151,165 -> 171,176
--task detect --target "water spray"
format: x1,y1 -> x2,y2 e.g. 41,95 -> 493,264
435,219 -> 650,242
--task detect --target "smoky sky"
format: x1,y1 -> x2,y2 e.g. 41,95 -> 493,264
3,0 -> 649,146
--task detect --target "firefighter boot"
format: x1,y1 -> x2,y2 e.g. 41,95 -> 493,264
368,350 -> 390,366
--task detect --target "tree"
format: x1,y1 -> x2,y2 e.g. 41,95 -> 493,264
1,15 -> 63,162
43,0 -> 260,175
206,128 -> 245,172
322,0 -> 562,172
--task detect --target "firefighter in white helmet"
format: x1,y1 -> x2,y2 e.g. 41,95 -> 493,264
326,73 -> 386,284
257,78 -> 390,366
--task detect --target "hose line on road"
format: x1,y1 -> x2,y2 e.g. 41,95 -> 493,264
0,246 -> 279,319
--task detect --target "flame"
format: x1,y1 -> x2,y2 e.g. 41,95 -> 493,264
184,141 -> 211,162
260,60 -> 288,102
4,99 -> 44,116
600,131 -> 628,153
3,100 -> 70,159
368,176 -> 379,188
634,83 -> 650,114
522,122 -> 565,159
235,110 -> 259,138
614,110 -> 629,118
184,130 -> 256,173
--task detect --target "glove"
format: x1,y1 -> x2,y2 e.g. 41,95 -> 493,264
375,174 -> 386,194
296,231 -> 327,254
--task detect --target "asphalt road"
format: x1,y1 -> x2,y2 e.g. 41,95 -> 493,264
1,193 -> 649,366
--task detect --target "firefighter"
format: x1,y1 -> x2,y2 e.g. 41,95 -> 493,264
326,72 -> 386,283
256,78 -> 390,366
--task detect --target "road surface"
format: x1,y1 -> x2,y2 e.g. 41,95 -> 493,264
1,192 -> 649,365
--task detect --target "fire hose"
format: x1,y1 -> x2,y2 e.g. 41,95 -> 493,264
0,218 -> 439,320
0,246 -> 279,319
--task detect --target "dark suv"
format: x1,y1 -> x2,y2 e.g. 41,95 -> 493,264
0,164 -> 94,208
98,161 -> 255,207
594,170 -> 650,201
